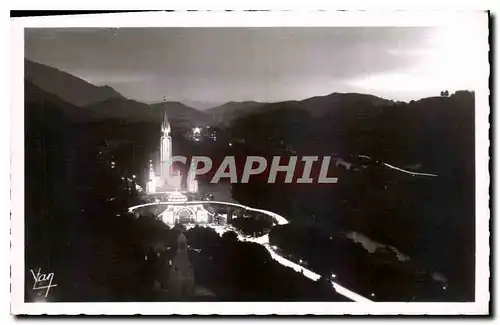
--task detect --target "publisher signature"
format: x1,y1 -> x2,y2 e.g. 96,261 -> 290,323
30,268 -> 57,298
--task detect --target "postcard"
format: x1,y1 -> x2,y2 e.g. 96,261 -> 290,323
10,10 -> 490,315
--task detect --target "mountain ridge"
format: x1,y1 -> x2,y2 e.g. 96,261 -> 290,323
25,59 -> 207,126
25,59 -> 124,107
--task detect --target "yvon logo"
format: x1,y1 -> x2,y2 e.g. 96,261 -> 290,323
30,268 -> 57,298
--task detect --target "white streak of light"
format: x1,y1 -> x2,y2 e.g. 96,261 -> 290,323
131,202 -> 371,302
382,162 -> 438,177
243,233 -> 373,303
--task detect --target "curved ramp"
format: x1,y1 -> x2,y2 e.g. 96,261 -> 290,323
128,200 -> 289,225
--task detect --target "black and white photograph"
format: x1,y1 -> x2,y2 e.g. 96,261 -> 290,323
10,11 -> 490,315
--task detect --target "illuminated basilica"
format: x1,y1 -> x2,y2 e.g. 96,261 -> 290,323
147,110 -> 198,193
147,110 -> 207,225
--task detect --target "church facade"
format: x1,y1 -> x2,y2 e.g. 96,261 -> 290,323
159,192 -> 209,224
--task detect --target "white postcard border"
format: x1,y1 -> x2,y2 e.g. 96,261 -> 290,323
10,10 -> 490,315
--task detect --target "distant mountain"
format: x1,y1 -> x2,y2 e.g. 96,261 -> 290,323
84,99 -> 210,127
24,60 -> 393,128
206,93 -> 393,126
180,100 -> 223,111
25,59 -> 123,107
24,60 -> 210,126
208,101 -> 266,115
229,90 -> 474,172
84,97 -> 158,122
299,92 -> 393,116
245,92 -> 393,119
206,101 -> 267,126
150,101 -> 210,128
25,79 -> 95,122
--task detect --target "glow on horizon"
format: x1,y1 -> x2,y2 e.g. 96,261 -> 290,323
347,21 -> 487,101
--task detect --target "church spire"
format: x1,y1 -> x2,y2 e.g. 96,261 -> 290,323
160,108 -> 172,180
161,109 -> 170,135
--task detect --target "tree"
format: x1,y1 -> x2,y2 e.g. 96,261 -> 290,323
221,231 -> 238,244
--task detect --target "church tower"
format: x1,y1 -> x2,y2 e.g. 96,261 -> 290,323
160,110 -> 172,179
157,109 -> 182,191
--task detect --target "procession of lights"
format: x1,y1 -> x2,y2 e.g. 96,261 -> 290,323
128,201 -> 372,303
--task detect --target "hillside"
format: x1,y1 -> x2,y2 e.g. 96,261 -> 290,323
181,100 -> 222,111
25,79 -> 96,122
206,93 -> 393,127
150,101 -> 210,128
228,90 -> 476,300
25,60 -> 209,127
84,97 -> 158,122
25,59 -> 123,107
300,92 -> 393,116
206,101 -> 267,126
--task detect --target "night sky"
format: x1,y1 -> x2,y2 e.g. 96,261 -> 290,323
25,25 -> 485,106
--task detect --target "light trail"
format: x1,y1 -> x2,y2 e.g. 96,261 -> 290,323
129,202 -> 372,302
242,233 -> 374,303
358,155 -> 438,177
176,222 -> 373,302
382,162 -> 438,177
